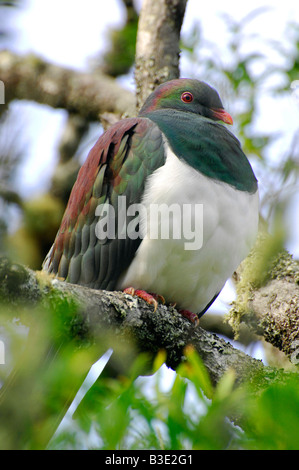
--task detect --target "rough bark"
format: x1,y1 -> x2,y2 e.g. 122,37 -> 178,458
228,232 -> 299,363
135,0 -> 187,109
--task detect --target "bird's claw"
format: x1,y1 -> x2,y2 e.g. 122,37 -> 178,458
123,288 -> 199,325
177,308 -> 199,326
124,287 -> 164,312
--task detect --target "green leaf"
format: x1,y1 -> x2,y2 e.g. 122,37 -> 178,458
177,345 -> 213,399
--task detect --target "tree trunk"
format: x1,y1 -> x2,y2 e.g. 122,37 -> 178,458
135,0 -> 187,109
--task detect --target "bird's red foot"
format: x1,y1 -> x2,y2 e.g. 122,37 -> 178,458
178,308 -> 199,326
123,287 -> 165,312
123,288 -> 198,325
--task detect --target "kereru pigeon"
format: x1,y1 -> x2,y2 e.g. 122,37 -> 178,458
43,79 -> 259,324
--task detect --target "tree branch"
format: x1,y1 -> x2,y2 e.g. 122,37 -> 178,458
0,256 -> 271,387
0,50 -> 135,119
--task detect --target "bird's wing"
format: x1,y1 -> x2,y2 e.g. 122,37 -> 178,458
43,117 -> 166,290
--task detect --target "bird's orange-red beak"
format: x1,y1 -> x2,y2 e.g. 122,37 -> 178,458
211,108 -> 233,125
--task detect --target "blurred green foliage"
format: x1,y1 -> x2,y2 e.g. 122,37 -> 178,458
47,347 -> 299,450
0,288 -> 99,449
101,0 -> 138,77
102,18 -> 138,77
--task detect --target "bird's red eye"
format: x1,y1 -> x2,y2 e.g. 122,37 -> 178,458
181,92 -> 193,103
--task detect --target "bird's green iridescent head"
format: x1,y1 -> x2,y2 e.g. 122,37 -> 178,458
139,78 -> 233,125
